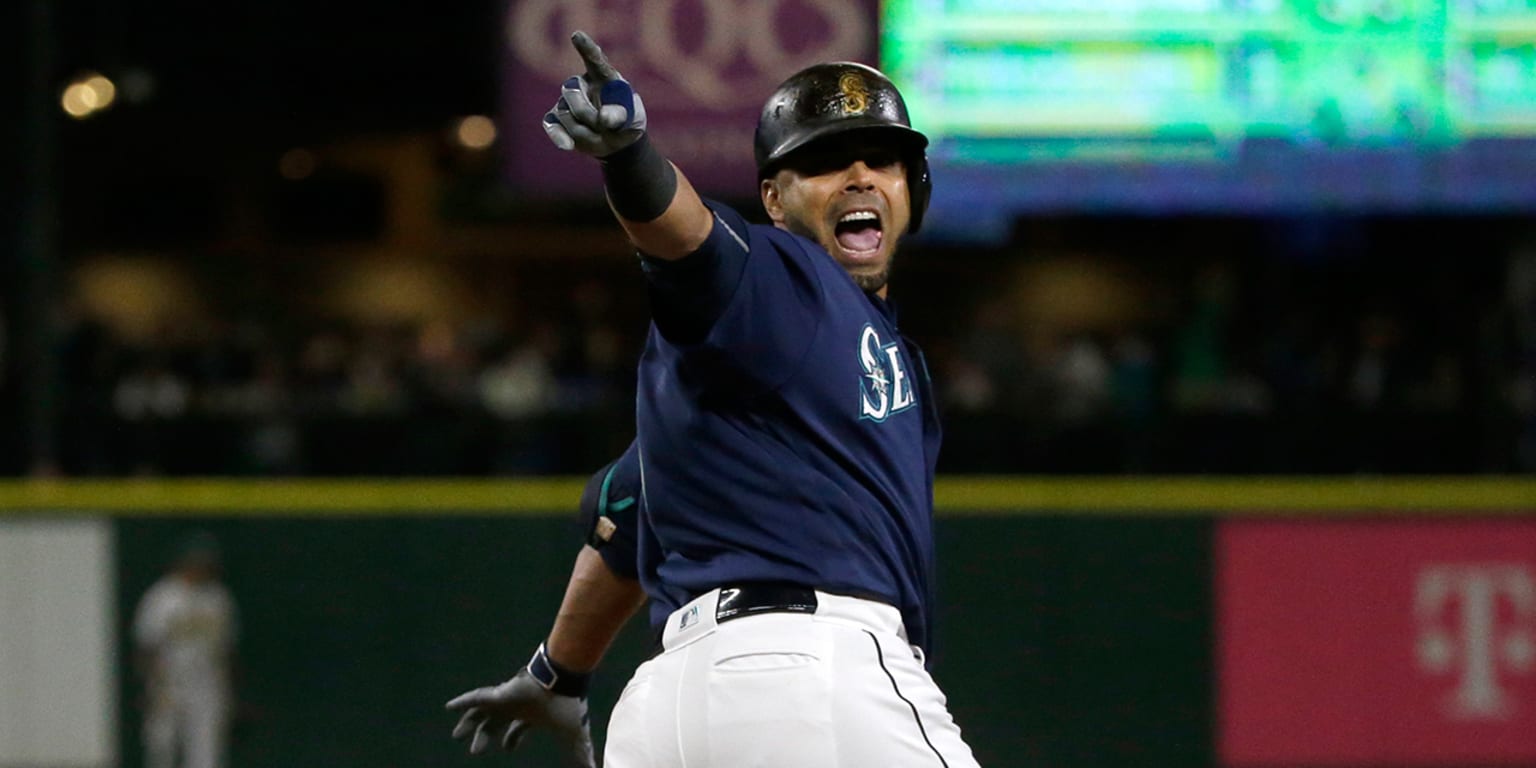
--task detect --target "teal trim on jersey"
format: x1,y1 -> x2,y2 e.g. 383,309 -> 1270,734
595,462 -> 635,517
597,463 -> 619,516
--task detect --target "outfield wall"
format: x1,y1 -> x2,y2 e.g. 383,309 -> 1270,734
1,478 -> 1532,768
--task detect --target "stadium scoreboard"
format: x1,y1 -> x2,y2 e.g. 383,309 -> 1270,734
882,0 -> 1536,217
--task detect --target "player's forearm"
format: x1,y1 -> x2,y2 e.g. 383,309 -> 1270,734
544,545 -> 647,673
600,135 -> 713,260
613,166 -> 712,260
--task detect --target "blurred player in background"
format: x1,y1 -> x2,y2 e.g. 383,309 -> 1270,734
133,532 -> 239,768
448,30 -> 980,767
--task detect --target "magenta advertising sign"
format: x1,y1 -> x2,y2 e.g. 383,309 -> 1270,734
500,0 -> 878,198
1218,520 -> 1536,767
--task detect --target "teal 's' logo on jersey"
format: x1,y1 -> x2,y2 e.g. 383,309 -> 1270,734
858,324 -> 915,422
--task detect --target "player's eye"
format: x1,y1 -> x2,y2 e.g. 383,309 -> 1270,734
861,148 -> 901,170
782,147 -> 848,177
787,148 -> 901,177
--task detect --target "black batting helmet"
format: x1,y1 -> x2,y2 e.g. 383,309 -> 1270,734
755,62 -> 932,234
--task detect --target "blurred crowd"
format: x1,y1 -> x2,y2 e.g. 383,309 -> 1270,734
932,257 -> 1536,474
51,287 -> 641,477
34,222 -> 1536,477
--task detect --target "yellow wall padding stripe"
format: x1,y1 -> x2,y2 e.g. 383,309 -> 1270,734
0,479 -> 585,516
933,477 -> 1536,515
0,477 -> 1531,516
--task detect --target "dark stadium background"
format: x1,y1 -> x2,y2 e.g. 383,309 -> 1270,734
5,0 -> 1533,478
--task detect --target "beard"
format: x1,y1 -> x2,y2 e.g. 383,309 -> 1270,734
848,264 -> 891,293
782,210 -> 896,294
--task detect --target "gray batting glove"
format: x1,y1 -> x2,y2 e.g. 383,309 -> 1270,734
446,645 -> 595,767
542,31 -> 648,158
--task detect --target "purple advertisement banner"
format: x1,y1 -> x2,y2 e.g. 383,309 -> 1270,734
500,0 -> 878,199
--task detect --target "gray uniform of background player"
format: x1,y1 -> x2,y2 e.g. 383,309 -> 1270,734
133,535 -> 238,768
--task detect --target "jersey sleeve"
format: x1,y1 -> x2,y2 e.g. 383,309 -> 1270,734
577,441 -> 643,581
640,200 -> 824,393
639,201 -> 752,345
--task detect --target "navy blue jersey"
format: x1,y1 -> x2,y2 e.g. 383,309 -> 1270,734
630,200 -> 942,652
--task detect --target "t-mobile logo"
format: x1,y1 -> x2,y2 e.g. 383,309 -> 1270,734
1415,564 -> 1536,719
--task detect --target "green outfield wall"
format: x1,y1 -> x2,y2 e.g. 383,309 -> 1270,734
3,478 -> 1532,768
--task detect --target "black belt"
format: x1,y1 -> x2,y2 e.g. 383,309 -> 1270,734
714,583 -> 818,623
648,584 -> 822,657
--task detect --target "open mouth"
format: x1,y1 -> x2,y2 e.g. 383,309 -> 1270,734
834,210 -> 883,256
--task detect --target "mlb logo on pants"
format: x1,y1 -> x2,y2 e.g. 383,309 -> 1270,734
679,605 -> 699,631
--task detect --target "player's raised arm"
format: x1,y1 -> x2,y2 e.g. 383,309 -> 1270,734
542,32 -> 713,260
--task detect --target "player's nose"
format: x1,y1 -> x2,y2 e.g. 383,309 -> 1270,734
842,160 -> 876,191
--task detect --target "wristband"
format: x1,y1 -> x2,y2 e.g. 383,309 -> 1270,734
527,642 -> 592,698
599,134 -> 677,223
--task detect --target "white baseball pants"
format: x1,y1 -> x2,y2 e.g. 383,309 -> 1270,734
144,688 -> 228,768
603,589 -> 981,767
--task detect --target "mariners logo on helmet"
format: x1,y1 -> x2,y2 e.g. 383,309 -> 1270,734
839,73 -> 870,116
755,62 -> 933,233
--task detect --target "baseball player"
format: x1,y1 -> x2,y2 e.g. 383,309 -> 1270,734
447,32 -> 980,767
132,533 -> 239,768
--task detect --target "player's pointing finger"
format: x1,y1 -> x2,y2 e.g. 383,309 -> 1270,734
445,688 -> 487,712
571,31 -> 618,81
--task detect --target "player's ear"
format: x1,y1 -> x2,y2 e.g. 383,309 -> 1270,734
760,177 -> 785,226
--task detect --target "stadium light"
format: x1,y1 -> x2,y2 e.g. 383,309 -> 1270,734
60,72 -> 117,119
454,115 -> 497,150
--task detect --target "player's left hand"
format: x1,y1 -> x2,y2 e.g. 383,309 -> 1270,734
542,31 -> 648,158
446,663 -> 595,767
